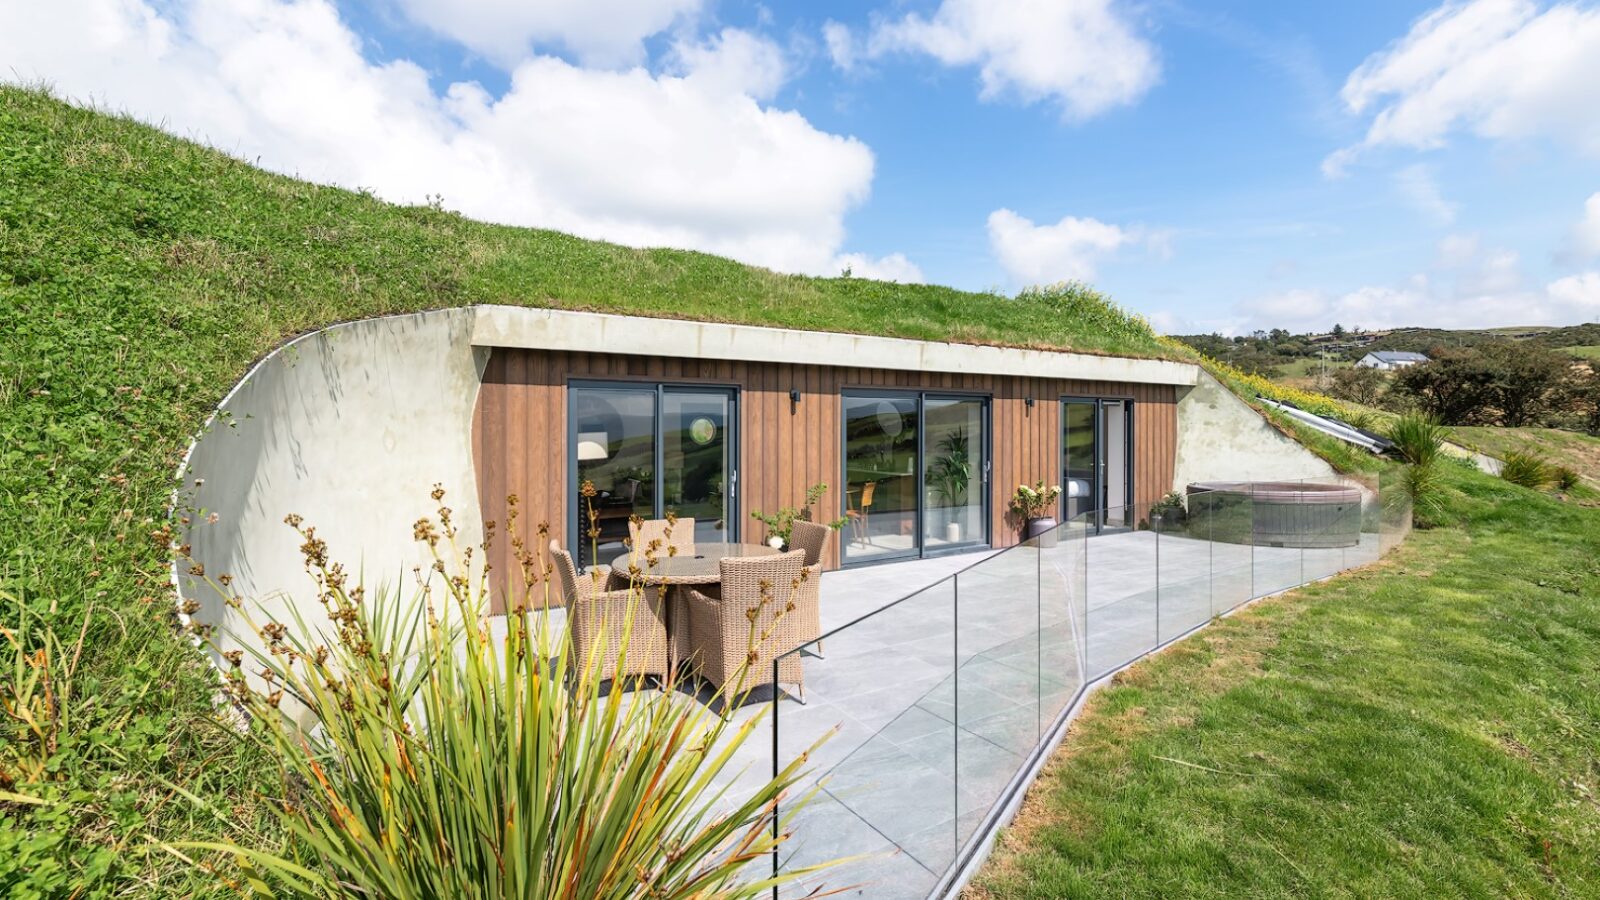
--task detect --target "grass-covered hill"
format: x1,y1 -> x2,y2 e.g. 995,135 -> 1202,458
0,85 -> 1172,894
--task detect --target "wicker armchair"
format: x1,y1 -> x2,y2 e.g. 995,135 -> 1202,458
786,519 -> 831,657
788,519 -> 830,568
682,550 -> 812,702
549,541 -> 669,681
630,517 -> 696,556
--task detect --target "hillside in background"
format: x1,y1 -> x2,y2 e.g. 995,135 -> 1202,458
1175,322 -> 1600,382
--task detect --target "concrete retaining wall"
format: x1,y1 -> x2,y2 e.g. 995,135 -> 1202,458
1172,370 -> 1337,489
175,309 -> 485,680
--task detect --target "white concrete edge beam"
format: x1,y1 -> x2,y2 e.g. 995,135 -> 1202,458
470,305 -> 1199,387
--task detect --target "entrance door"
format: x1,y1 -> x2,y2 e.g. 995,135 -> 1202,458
570,383 -> 737,567
842,392 -> 990,565
1061,398 -> 1132,532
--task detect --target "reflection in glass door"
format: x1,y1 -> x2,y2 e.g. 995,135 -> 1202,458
662,390 -> 733,548
923,397 -> 987,553
843,392 -> 989,565
1062,398 -> 1132,532
843,395 -> 919,565
570,383 -> 737,567
1063,400 -> 1097,523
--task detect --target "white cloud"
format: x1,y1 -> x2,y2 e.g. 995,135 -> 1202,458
1238,235 -> 1598,332
1547,271 -> 1600,311
1327,0 -> 1600,174
1394,163 -> 1458,224
822,20 -> 857,72
831,252 -> 925,283
0,0 -> 892,276
861,0 -> 1160,120
392,0 -> 703,69
987,208 -> 1156,284
668,27 -> 788,101
1566,191 -> 1600,261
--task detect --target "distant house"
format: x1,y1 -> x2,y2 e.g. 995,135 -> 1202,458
1357,350 -> 1429,370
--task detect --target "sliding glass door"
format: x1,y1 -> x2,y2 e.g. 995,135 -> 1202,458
923,397 -> 987,554
1062,398 -> 1132,532
843,392 -> 989,565
570,383 -> 737,567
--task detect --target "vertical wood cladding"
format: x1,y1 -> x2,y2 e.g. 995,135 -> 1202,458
472,349 -> 1178,611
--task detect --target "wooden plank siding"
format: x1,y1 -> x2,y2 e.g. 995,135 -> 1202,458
472,348 -> 1178,612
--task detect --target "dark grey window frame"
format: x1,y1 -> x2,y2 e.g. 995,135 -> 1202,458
566,378 -> 741,561
1059,395 -> 1135,532
838,388 -> 993,568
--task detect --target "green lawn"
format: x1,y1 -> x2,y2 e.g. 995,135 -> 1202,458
1449,426 -> 1600,492
1565,345 -> 1600,361
975,465 -> 1600,898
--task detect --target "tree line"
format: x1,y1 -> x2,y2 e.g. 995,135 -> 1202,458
1327,343 -> 1600,432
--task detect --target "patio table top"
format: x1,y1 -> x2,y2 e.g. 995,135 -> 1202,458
608,541 -> 780,585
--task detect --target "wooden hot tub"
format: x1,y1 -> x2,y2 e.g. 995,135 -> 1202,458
1185,481 -> 1362,549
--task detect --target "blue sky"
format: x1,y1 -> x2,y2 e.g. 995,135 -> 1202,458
6,0 -> 1600,333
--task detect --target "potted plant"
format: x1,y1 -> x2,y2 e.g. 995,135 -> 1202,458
750,482 -> 847,550
1149,491 -> 1187,530
1009,480 -> 1062,545
926,432 -> 971,543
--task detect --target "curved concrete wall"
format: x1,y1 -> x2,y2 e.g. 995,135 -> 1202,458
1172,370 -> 1336,489
176,309 -> 485,676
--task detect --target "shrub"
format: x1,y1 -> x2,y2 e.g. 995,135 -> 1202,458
1386,415 -> 1446,468
1500,450 -> 1553,490
1328,366 -> 1389,407
1385,415 -> 1447,519
176,494 -> 830,898
1552,465 -> 1582,492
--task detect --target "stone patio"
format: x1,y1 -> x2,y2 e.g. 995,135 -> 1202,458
494,525 -> 1382,900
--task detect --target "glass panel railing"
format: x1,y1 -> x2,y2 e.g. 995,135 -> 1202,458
1379,467 -> 1413,555
1301,474 -> 1360,584
1085,502 -> 1159,678
1154,494 -> 1213,644
1347,472 -> 1384,571
769,469 -> 1415,898
1249,480 -> 1305,599
1037,513 -> 1088,734
772,578 -> 957,898
952,535 -> 1041,848
1190,482 -> 1255,615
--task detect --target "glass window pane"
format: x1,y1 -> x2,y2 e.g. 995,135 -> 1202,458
1063,401 -> 1097,522
661,390 -> 732,546
843,394 -> 919,564
923,397 -> 986,552
572,387 -> 656,568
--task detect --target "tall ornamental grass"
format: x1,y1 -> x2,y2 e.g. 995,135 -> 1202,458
1500,450 -> 1553,490
1386,415 -> 1447,522
174,489 -> 835,898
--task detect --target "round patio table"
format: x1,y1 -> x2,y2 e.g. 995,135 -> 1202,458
608,541 -> 781,585
610,542 -> 782,671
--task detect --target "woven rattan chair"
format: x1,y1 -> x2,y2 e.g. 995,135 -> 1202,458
682,550 -> 811,703
630,517 -> 696,556
549,541 -> 669,682
788,518 -> 830,568
786,519 -> 831,657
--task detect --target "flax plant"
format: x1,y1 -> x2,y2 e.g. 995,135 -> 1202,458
175,487 -> 836,898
